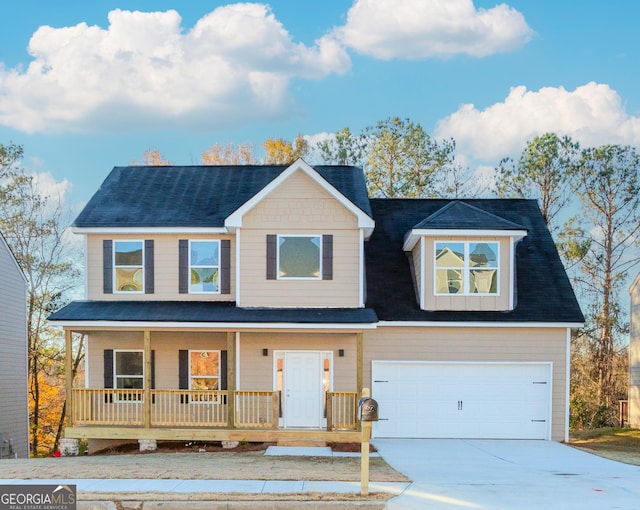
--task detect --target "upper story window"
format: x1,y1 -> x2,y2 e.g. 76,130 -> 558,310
435,241 -> 499,295
190,240 -> 220,293
114,241 -> 144,293
278,235 -> 321,279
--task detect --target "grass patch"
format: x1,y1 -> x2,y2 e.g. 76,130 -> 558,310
569,428 -> 640,465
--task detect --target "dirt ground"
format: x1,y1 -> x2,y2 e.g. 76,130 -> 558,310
0,442 -> 409,483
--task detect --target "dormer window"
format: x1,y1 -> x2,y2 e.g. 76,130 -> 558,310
435,241 -> 499,295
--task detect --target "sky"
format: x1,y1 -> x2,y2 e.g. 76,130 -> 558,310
1,0 -> 640,209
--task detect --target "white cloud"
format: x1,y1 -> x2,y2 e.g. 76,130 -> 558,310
435,82 -> 640,162
0,4 -> 351,134
333,0 -> 533,60
31,172 -> 72,202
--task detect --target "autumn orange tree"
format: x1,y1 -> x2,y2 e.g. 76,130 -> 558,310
201,142 -> 256,165
263,134 -> 308,164
132,148 -> 172,166
0,142 -> 82,455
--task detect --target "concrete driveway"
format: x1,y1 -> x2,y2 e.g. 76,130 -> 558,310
373,439 -> 640,510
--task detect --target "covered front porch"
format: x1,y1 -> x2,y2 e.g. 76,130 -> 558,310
62,321 -> 370,445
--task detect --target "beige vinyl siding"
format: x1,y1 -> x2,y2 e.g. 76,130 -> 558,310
87,331 -> 228,389
0,238 -> 29,458
630,275 -> 640,428
86,234 -> 235,301
363,326 -> 568,441
239,170 -> 361,308
423,236 -> 511,311
238,332 -> 357,392
411,242 -> 422,306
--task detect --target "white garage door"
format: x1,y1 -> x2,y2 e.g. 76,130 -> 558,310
372,362 -> 551,439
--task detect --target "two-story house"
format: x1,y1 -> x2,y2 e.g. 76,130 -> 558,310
49,160 -> 584,451
0,230 -> 29,459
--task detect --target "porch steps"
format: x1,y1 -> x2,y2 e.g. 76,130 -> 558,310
276,439 -> 327,447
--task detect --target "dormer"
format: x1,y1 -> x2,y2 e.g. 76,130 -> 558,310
403,201 -> 527,311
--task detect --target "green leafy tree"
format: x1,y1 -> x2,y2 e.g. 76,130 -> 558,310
495,133 -> 580,231
317,118 -> 455,198
316,127 -> 368,166
365,117 -> 455,198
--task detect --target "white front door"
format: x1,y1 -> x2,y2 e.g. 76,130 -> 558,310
283,351 -> 323,428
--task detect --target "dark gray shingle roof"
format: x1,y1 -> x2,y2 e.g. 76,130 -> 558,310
413,200 -> 526,231
74,165 -> 372,228
48,301 -> 378,324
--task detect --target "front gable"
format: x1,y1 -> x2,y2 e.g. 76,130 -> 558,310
225,159 -> 374,236
231,160 -> 372,308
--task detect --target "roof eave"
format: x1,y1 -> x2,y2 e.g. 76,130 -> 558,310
402,229 -> 529,252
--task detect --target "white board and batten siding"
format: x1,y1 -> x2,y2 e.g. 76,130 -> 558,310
372,361 -> 552,440
0,234 -> 29,458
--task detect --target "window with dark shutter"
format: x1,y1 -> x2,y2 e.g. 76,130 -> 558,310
103,240 -> 113,294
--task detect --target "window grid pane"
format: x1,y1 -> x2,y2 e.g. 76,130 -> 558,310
189,241 -> 220,293
114,241 -> 144,292
189,351 -> 220,391
435,241 -> 499,295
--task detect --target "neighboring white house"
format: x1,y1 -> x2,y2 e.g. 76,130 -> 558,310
0,230 -> 28,458
629,273 -> 640,428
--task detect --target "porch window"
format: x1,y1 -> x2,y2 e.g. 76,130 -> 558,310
114,241 -> 144,293
189,351 -> 220,403
277,235 -> 321,279
435,241 -> 499,295
189,241 -> 220,293
114,350 -> 144,402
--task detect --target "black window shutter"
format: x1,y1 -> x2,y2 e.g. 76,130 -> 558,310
178,350 -> 189,390
151,350 -> 156,390
220,350 -> 227,390
103,240 -> 113,294
266,235 -> 277,280
104,349 -> 114,388
322,234 -> 333,280
145,240 -> 154,294
220,240 -> 231,294
179,240 -> 189,294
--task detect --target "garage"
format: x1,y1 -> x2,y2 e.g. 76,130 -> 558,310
371,361 -> 552,439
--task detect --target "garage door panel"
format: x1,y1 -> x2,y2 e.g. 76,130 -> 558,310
372,362 -> 551,440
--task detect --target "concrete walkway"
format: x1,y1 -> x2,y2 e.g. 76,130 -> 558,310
373,439 -> 640,510
3,441 -> 640,509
